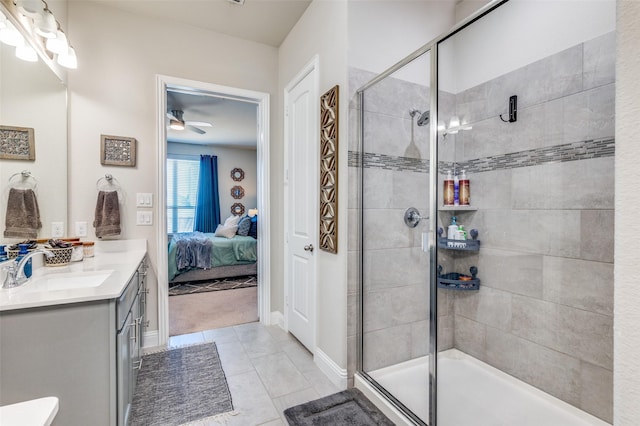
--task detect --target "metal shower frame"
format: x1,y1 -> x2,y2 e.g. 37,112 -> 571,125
355,1 -> 509,425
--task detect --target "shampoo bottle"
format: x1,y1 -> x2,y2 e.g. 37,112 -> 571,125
453,171 -> 460,206
448,216 -> 458,240
18,244 -> 32,278
443,170 -> 454,206
460,170 -> 470,206
0,245 -> 7,262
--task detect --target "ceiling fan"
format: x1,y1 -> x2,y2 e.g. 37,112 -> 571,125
166,109 -> 212,135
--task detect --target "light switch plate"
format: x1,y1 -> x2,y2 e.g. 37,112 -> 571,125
51,222 -> 64,238
75,221 -> 88,237
136,211 -> 153,226
136,193 -> 153,207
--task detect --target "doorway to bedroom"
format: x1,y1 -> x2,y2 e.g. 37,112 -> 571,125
159,80 -> 267,338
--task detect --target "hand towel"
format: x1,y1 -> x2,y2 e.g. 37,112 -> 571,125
3,188 -> 42,239
93,190 -> 121,238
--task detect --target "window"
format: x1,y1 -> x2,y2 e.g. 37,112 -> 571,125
167,157 -> 200,233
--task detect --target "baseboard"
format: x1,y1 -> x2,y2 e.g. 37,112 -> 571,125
354,374 -> 413,425
143,330 -> 159,349
270,311 -> 284,328
314,348 -> 348,389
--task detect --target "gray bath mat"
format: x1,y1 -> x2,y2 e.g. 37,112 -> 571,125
129,342 -> 233,426
284,388 -> 394,426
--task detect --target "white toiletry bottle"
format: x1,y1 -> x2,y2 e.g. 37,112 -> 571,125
453,171 -> 460,206
448,216 -> 458,240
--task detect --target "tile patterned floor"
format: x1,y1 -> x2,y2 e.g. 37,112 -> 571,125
162,322 -> 342,425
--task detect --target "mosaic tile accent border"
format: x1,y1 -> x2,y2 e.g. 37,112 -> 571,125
348,137 -> 614,174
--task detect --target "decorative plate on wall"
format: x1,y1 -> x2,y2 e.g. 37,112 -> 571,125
231,186 -> 245,199
231,168 -> 245,182
231,203 -> 245,216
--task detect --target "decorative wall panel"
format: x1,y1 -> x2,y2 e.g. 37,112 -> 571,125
319,85 -> 339,254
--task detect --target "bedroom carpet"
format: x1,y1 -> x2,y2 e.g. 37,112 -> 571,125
168,274 -> 257,296
169,287 -> 258,336
129,342 -> 233,426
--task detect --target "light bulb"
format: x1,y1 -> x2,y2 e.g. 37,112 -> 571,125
449,116 -> 460,128
46,29 -> 68,54
16,41 -> 38,62
34,9 -> 56,38
170,119 -> 185,130
57,45 -> 77,69
0,23 -> 24,47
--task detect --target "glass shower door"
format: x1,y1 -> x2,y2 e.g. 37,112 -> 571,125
359,50 -> 433,425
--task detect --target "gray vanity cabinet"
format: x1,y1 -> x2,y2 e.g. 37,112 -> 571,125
0,259 -> 148,426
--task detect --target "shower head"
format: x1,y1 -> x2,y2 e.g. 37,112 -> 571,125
417,111 -> 430,126
410,109 -> 430,126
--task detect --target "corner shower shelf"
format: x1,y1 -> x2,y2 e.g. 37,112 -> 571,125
439,205 -> 478,212
437,266 -> 480,291
437,228 -> 480,251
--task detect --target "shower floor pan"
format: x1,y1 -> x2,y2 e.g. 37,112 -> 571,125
367,349 -> 609,426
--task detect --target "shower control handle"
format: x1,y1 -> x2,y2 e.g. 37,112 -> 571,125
404,207 -> 427,228
304,244 -> 314,252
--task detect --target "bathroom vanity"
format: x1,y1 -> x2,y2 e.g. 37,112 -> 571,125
0,240 -> 148,426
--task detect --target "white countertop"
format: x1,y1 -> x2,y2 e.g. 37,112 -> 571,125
0,396 -> 58,425
0,240 -> 147,312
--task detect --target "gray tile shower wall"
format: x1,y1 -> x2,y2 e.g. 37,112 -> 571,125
446,31 -> 615,423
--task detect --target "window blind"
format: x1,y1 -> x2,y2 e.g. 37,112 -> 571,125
167,158 -> 200,233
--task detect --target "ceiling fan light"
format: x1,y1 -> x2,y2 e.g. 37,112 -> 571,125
34,9 -> 57,38
16,41 -> 38,62
170,119 -> 185,131
57,45 -> 77,69
46,29 -> 68,54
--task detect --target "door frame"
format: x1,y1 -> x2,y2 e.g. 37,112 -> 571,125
283,55 -> 320,351
155,74 -> 271,346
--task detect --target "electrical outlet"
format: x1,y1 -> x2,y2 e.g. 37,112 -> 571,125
75,221 -> 88,237
51,222 -> 64,238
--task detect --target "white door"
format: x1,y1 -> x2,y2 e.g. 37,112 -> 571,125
285,62 -> 318,353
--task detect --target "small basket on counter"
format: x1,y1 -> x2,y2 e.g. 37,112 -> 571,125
44,247 -> 73,266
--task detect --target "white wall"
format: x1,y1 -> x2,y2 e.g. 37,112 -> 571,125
167,142 -> 258,218
615,1 -> 640,424
67,2 -> 278,331
279,0 -> 349,370
441,0 -> 616,93
348,0 -> 456,85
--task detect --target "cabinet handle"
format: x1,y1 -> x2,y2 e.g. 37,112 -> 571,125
131,318 -> 138,343
133,360 -> 143,370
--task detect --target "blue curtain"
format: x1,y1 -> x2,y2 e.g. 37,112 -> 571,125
194,155 -> 221,232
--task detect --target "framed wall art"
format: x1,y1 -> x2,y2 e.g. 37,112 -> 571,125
231,185 -> 245,199
319,85 -> 339,254
100,134 -> 137,167
231,168 -> 245,181
231,203 -> 245,216
0,125 -> 35,161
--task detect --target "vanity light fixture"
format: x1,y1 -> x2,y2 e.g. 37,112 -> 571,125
45,26 -> 67,54
15,0 -> 44,17
0,12 -> 25,47
33,7 -> 56,38
57,44 -> 77,69
15,40 -> 37,61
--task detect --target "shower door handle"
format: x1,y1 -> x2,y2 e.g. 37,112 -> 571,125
304,244 -> 314,252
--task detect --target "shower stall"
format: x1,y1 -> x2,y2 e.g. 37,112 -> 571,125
354,1 -> 615,425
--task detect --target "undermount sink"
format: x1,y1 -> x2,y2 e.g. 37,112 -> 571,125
25,270 -> 115,292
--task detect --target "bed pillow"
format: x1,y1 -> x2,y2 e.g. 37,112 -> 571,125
223,215 -> 241,227
237,216 -> 252,236
214,224 -> 238,239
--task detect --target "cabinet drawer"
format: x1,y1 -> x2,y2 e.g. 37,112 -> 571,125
116,274 -> 139,332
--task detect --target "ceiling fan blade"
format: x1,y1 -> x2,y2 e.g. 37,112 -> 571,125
185,121 -> 212,127
186,125 -> 206,135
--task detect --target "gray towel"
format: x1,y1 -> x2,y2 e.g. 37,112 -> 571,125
94,190 -> 121,238
173,232 -> 213,270
4,188 -> 42,238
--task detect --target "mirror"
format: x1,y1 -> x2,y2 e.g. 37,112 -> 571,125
0,42 -> 67,240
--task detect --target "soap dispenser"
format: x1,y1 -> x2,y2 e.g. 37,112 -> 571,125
448,216 -> 458,240
17,244 -> 32,278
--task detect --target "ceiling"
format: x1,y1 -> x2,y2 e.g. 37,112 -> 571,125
92,0 -> 312,47
92,0 -> 312,148
166,89 -> 258,148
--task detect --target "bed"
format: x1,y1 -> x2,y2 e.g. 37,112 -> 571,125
168,232 -> 257,284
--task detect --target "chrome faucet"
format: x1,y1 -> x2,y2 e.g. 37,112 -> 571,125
2,249 -> 54,288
